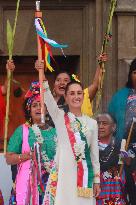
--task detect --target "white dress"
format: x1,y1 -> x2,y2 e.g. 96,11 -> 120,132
44,81 -> 100,205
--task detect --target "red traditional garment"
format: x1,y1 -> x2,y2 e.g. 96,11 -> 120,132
0,86 -> 6,137
0,189 -> 4,205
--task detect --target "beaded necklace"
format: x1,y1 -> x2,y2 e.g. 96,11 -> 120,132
31,124 -> 57,172
99,137 -> 115,163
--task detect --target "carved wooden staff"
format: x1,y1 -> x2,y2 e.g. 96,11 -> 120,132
35,1 -> 45,124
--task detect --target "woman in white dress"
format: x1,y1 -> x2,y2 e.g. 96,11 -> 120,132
36,62 -> 100,205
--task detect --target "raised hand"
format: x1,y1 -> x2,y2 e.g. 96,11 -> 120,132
35,60 -> 44,72
93,183 -> 101,198
6,60 -> 15,72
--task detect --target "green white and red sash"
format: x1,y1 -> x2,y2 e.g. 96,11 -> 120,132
64,112 -> 94,198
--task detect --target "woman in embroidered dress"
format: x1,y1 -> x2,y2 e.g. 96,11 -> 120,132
35,64 -> 100,205
6,81 -> 57,205
96,113 -> 127,205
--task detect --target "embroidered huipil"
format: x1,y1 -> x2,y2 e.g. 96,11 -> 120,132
43,81 -> 100,205
7,125 -> 57,204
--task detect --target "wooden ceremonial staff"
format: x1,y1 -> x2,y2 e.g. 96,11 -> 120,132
35,1 -> 45,124
119,117 -> 136,176
4,0 -> 20,154
95,0 -> 117,114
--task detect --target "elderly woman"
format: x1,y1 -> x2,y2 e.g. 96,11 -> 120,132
96,113 -> 127,205
35,64 -> 100,205
6,81 -> 57,205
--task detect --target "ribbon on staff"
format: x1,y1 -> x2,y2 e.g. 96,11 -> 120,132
35,17 -> 68,72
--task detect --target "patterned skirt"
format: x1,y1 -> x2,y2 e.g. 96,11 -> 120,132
96,169 -> 127,205
9,167 -> 49,205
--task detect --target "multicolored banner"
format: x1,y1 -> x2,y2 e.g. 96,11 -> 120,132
35,17 -> 68,72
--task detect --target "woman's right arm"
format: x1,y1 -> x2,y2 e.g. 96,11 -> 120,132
35,60 -> 62,123
6,152 -> 32,165
6,126 -> 31,165
43,80 -> 62,123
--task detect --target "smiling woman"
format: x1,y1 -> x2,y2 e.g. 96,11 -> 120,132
64,81 -> 84,113
41,76 -> 100,205
54,71 -> 71,100
5,81 -> 57,205
35,56 -> 108,117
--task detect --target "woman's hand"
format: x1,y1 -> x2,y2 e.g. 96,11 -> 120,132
98,53 -> 108,63
35,60 -> 45,71
5,152 -> 33,165
6,60 -> 15,72
20,152 -> 33,161
93,183 -> 101,198
35,60 -> 47,81
1,60 -> 15,94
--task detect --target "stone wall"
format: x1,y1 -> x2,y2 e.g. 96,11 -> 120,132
0,0 -> 136,111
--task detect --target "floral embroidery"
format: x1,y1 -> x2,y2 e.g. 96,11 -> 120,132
67,112 -> 88,162
65,113 -> 94,198
31,124 -> 56,173
42,162 -> 58,204
31,124 -> 44,144
68,112 -> 89,135
74,141 -> 85,162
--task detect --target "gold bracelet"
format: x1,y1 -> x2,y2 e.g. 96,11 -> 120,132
18,154 -> 22,163
30,151 -> 32,159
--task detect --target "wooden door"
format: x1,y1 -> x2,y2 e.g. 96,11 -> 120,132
0,55 -> 79,152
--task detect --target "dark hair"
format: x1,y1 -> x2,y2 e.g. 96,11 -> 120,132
22,98 -> 31,121
54,70 -> 71,82
65,81 -> 83,95
126,58 -> 136,88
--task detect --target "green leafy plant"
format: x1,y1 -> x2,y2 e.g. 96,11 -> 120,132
4,0 -> 20,153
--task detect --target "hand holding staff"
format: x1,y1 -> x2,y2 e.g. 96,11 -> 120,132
95,0 -> 117,113
35,1 -> 45,124
4,0 -> 20,154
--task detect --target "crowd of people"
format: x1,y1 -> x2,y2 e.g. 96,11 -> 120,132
0,57 -> 136,205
